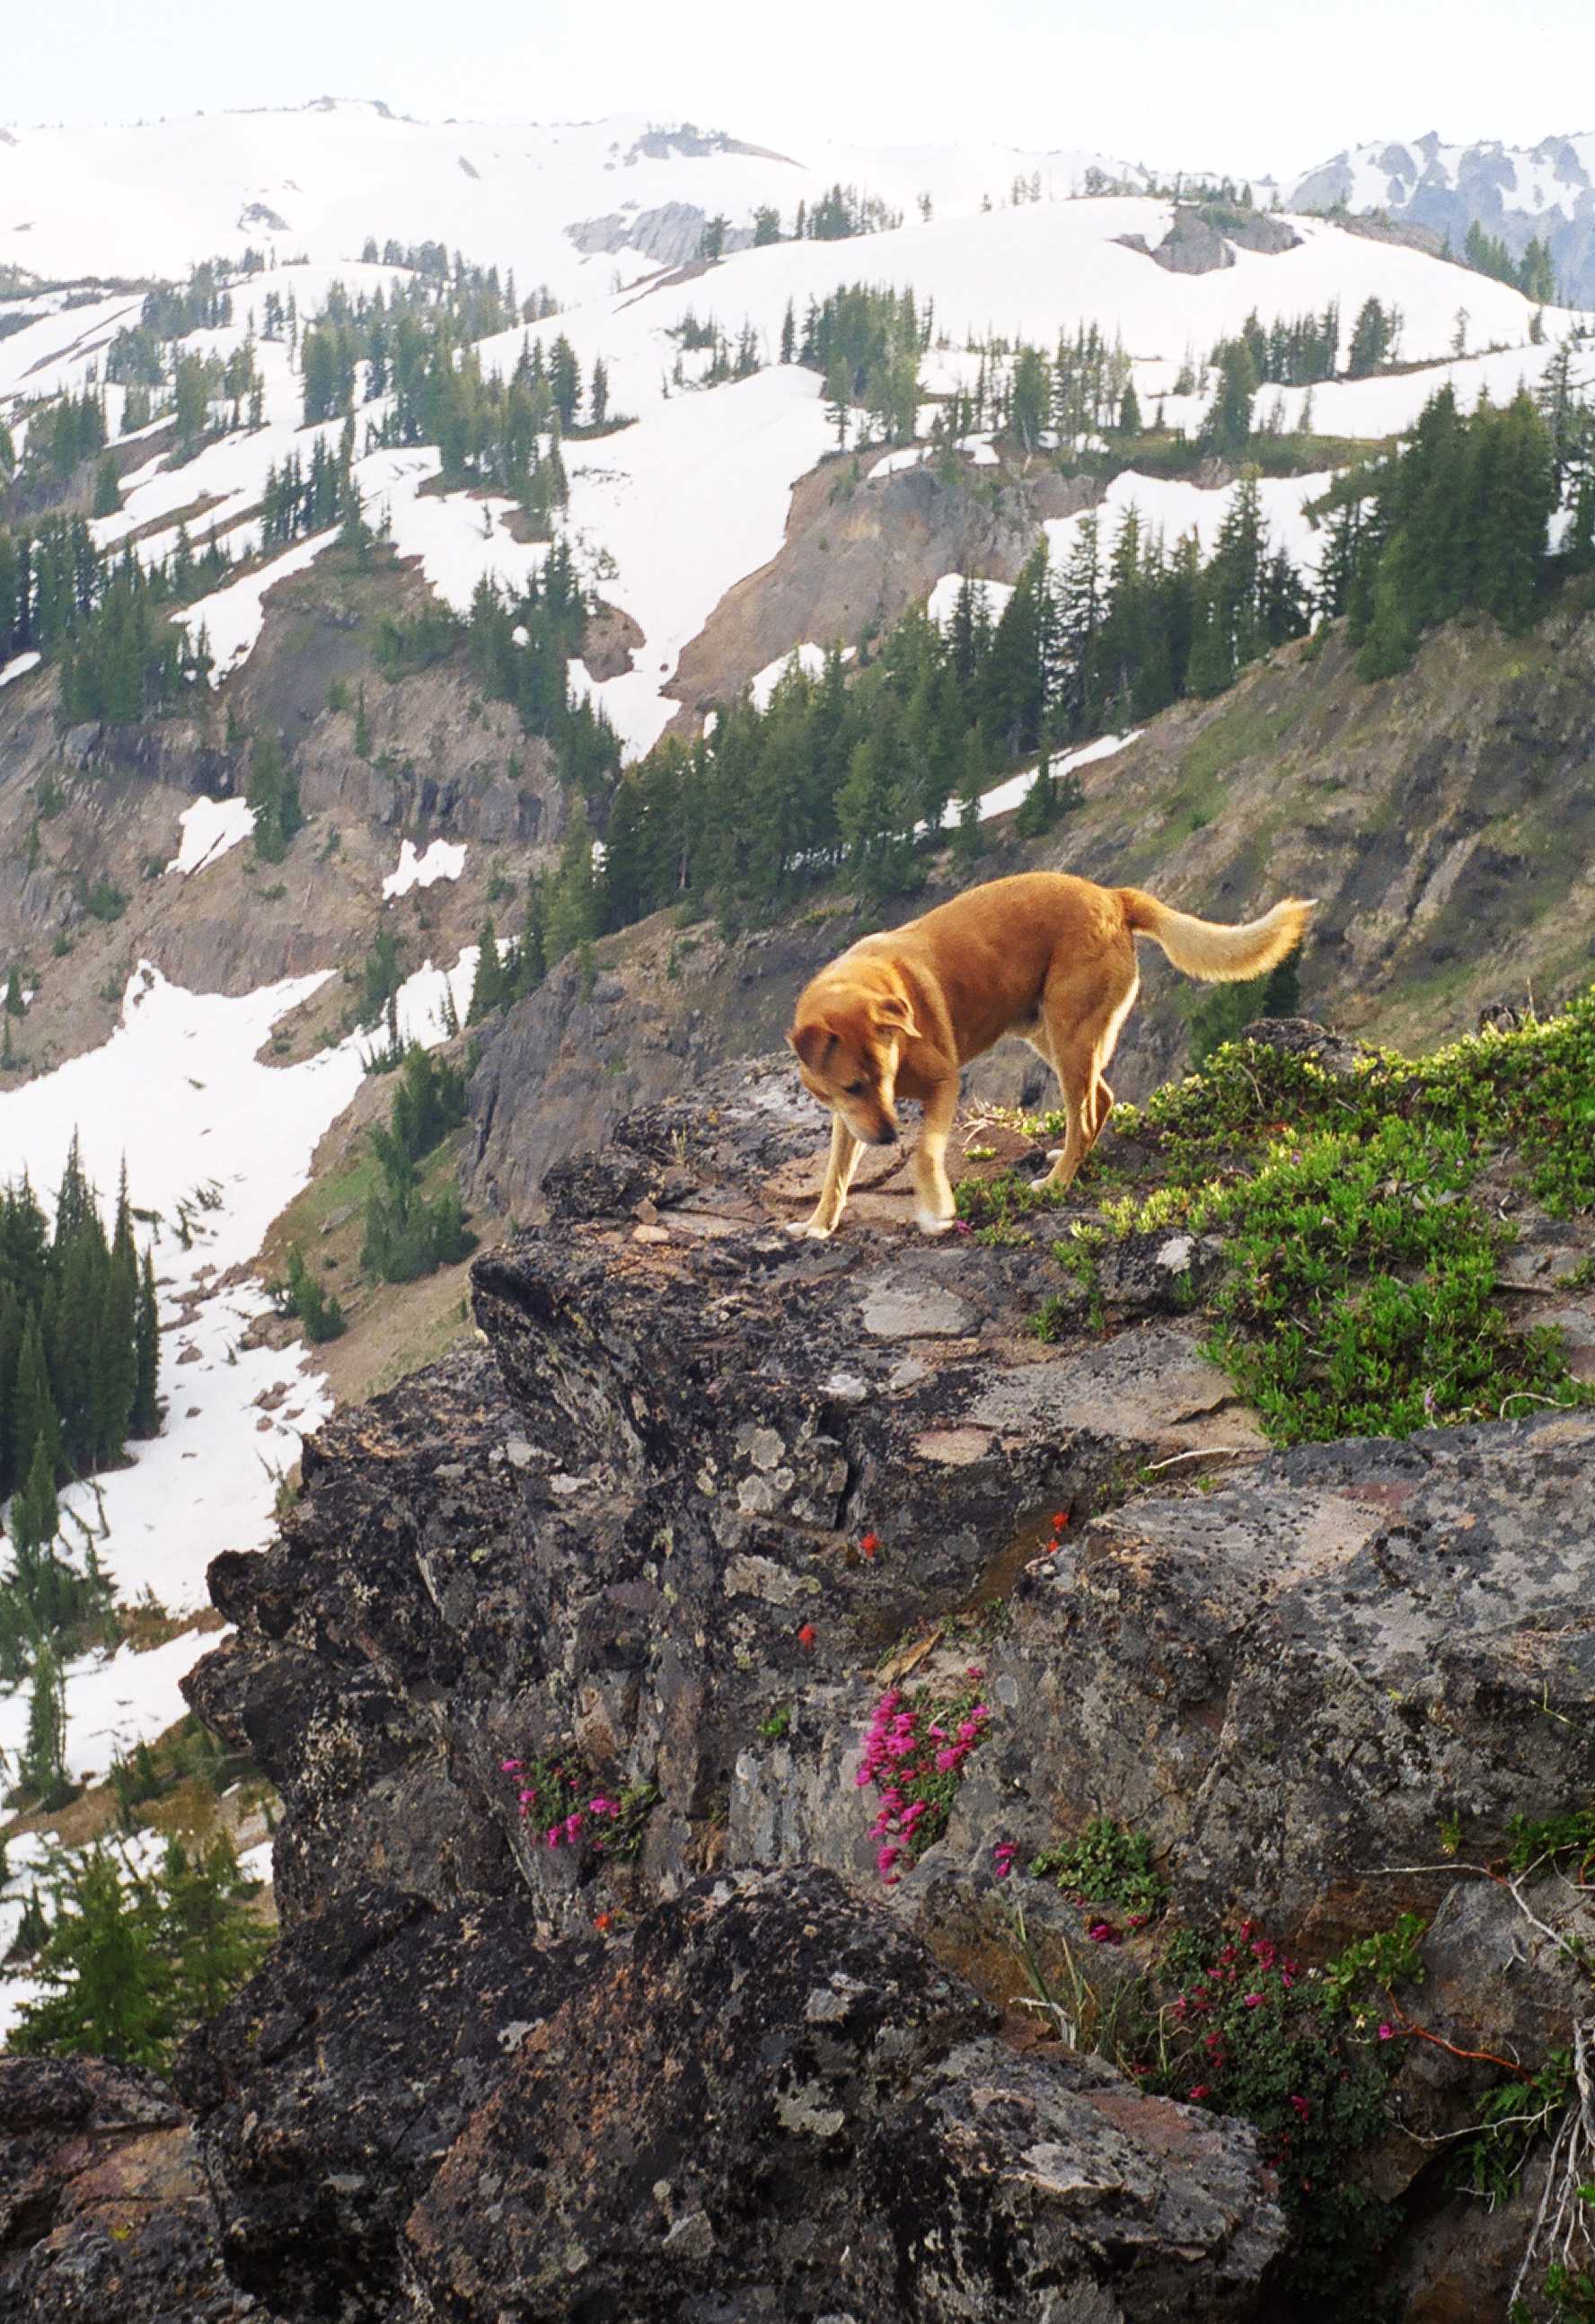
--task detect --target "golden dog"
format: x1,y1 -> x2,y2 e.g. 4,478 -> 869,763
786,872 -> 1313,1237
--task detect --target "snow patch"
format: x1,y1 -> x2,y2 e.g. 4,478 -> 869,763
965,728 -> 1141,827
165,796 -> 257,876
928,573 -> 1016,628
0,650 -> 41,690
382,837 -> 468,901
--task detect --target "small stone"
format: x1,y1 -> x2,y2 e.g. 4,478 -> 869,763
821,1369 -> 869,1403
861,1282 -> 974,1339
662,2209 -> 716,2258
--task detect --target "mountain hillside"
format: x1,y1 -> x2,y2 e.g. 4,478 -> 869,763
1,93 -> 1588,1803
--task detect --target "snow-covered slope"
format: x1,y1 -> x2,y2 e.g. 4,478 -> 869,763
0,949 -> 478,1788
0,99 -> 1152,295
1287,129 -> 1595,308
3,168 -> 1572,759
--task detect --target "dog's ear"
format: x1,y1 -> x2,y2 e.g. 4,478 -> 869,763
874,992 -> 921,1045
789,1020 -> 835,1071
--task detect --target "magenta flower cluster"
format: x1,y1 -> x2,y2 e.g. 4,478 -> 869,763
501,1756 -> 621,1852
856,1667 -> 992,1884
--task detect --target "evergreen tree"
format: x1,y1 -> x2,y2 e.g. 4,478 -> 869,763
11,1427 -> 59,1557
548,336 -> 581,429
1117,380 -> 1142,436
8,1849 -> 171,2064
542,801 -> 598,965
952,726 -> 987,869
1014,749 -> 1059,838
161,1833 -> 272,2024
22,1636 -> 71,1809
11,1310 -> 58,1484
247,733 -> 303,863
1009,346 -> 1050,452
131,1251 -> 161,1439
91,455 -> 120,519
1201,339 -> 1258,458
467,919 -> 505,1023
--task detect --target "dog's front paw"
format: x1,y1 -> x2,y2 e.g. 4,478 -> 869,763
785,1217 -> 834,1240
915,1210 -> 956,1237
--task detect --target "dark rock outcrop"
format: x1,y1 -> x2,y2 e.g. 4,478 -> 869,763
176,1887 -> 603,2320
0,2056 -> 256,2322
403,1867 -> 1285,2323
26,1048 -> 1583,2319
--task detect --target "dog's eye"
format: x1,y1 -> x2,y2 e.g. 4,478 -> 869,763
843,1078 -> 867,1096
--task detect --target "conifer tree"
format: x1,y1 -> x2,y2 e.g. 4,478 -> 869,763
9,1848 -> 164,2063
467,919 -> 504,1023
952,726 -> 987,869
161,1833 -> 272,2023
12,1427 -> 59,1557
247,733 -> 303,863
92,455 -> 120,518
22,1635 -> 71,1808
131,1251 -> 161,1439
12,1311 -> 58,1483
542,801 -> 598,965
1201,339 -> 1257,458
1014,749 -> 1059,838
549,336 -> 581,429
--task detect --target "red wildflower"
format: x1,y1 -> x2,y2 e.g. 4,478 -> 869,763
798,1623 -> 817,1651
859,1530 -> 881,1558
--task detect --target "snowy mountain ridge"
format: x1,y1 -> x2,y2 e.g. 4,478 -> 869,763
0,98 -> 1159,297
1285,127 -> 1595,303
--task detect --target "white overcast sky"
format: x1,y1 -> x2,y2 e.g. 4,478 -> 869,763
4,0 -> 1588,180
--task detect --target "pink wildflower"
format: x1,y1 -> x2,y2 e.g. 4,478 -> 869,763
1378,2022 -> 1395,2041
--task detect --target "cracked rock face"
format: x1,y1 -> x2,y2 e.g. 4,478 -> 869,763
401,1868 -> 1285,2324
0,2056 -> 253,2323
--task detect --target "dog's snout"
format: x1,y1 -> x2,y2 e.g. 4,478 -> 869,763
874,1123 -> 899,1147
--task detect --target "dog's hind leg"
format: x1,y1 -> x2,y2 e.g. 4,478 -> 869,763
911,1076 -> 960,1236
1083,971 -> 1138,1157
788,1113 -> 863,1239
1035,962 -> 1138,1193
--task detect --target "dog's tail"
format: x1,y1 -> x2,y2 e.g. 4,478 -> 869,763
1118,888 -> 1316,983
